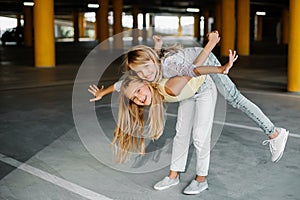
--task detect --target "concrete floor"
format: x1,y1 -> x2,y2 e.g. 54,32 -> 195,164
0,37 -> 299,200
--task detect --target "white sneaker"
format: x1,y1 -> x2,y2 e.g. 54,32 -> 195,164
153,176 -> 179,190
262,128 -> 289,162
183,180 -> 208,195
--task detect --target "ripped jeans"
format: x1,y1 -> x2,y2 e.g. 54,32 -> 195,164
209,74 -> 275,135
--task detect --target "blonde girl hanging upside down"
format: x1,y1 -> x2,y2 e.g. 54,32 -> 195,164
114,74 -> 217,195
88,31 -> 289,194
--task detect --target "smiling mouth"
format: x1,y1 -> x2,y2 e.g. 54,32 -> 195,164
142,96 -> 147,104
145,74 -> 154,80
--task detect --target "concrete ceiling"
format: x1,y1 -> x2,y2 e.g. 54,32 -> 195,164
0,0 -> 289,18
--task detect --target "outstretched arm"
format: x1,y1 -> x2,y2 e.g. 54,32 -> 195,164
153,30 -> 220,66
193,49 -> 238,76
88,84 -> 115,102
163,50 -> 238,97
193,30 -> 220,66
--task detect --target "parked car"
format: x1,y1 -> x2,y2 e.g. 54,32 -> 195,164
1,26 -> 23,45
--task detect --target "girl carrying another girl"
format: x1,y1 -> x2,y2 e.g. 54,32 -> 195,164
89,31 -> 288,194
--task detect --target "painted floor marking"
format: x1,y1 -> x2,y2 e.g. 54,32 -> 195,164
0,153 -> 112,200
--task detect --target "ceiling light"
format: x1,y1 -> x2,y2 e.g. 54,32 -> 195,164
23,2 -> 34,6
186,8 -> 200,13
256,11 -> 266,16
88,4 -> 99,8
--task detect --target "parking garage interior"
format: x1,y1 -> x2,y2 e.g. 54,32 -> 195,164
0,0 -> 300,199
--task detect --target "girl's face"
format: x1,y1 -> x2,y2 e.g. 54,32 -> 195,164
130,60 -> 158,82
125,82 -> 152,106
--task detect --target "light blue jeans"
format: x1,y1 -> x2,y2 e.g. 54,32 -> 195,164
209,73 -> 275,135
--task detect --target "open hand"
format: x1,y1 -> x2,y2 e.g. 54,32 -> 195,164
222,49 -> 238,74
88,85 -> 104,102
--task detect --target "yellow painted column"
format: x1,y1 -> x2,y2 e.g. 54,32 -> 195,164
203,9 -> 209,36
221,0 -> 235,56
177,16 -> 182,36
194,14 -> 200,40
73,10 -> 79,42
236,0 -> 250,55
94,19 -> 98,40
214,1 -> 221,32
97,0 -> 109,43
132,5 -> 139,45
23,6 -> 33,47
282,8 -> 289,45
288,0 -> 300,92
79,12 -> 86,38
113,0 -> 123,49
33,0 -> 55,68
255,15 -> 263,41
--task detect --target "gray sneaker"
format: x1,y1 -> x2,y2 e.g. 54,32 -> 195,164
262,128 -> 289,162
183,180 -> 208,195
154,176 -> 179,190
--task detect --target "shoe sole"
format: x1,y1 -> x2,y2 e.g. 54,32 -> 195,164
154,181 -> 179,191
183,186 -> 208,195
273,130 -> 289,163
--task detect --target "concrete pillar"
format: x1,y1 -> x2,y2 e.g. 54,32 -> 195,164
203,9 -> 209,37
113,0 -> 123,49
142,12 -> 147,42
177,16 -> 182,36
288,0 -> 300,92
73,10 -> 79,42
282,8 -> 289,45
17,14 -> 22,27
132,5 -> 139,45
33,0 -> 55,68
255,15 -> 263,41
194,14 -> 200,41
214,1 -> 221,32
149,14 -> 155,35
97,0 -> 109,44
79,12 -> 86,37
220,0 -> 235,56
237,0 -> 250,55
94,20 -> 98,40
23,6 -> 33,47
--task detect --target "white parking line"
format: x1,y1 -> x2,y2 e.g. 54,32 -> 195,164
0,153 -> 112,200
165,112 -> 300,138
242,90 -> 300,99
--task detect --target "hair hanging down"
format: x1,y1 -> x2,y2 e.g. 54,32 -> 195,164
112,75 -> 166,163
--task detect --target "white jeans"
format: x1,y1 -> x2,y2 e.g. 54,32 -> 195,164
170,75 -> 217,176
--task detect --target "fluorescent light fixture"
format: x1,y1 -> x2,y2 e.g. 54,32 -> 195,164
186,8 -> 200,12
88,4 -> 99,8
256,11 -> 266,16
23,2 -> 34,6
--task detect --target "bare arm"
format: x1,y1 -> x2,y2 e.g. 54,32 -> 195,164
163,48 -> 237,96
153,30 -> 220,66
193,49 -> 238,76
192,30 -> 220,66
164,76 -> 191,97
88,84 -> 115,102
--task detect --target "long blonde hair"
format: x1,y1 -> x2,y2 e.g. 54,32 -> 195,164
112,75 -> 166,163
123,44 -> 182,83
